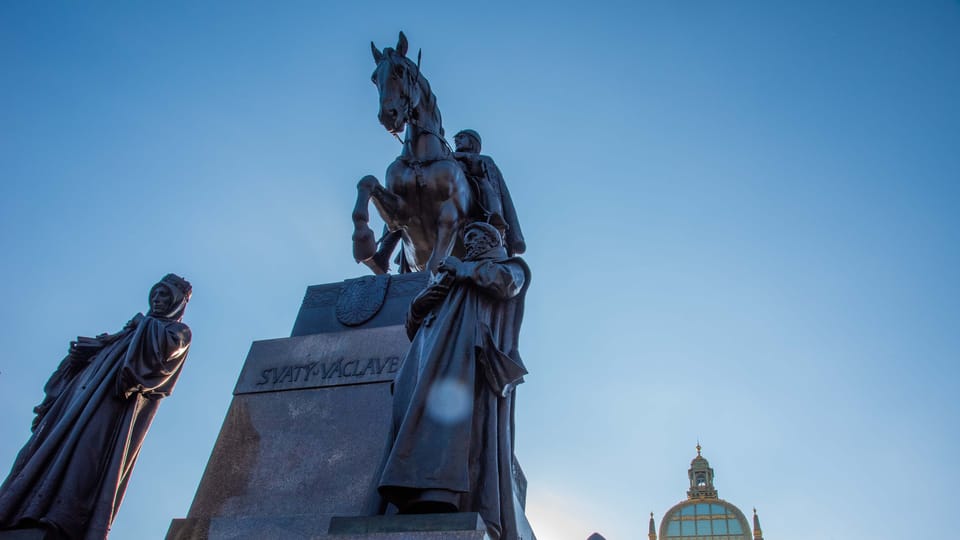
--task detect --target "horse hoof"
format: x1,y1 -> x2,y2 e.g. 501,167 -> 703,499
361,256 -> 389,275
353,226 -> 377,262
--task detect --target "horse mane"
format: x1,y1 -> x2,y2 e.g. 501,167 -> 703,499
417,74 -> 443,137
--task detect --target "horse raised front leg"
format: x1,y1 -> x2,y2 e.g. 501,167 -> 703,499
428,200 -> 462,275
352,175 -> 381,270
353,175 -> 408,274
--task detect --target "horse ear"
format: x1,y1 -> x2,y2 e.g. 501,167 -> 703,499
371,41 -> 383,64
397,31 -> 409,57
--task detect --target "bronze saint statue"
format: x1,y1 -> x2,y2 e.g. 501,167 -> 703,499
352,32 -> 525,275
453,129 -> 525,257
0,274 -> 193,539
378,222 -> 530,540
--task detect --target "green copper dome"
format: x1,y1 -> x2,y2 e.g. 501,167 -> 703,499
659,499 -> 752,539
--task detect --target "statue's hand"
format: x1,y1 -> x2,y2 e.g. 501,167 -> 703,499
125,313 -> 144,329
408,285 -> 448,338
415,287 -> 447,309
438,256 -> 465,280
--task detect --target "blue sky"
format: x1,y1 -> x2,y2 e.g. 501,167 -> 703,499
1,2 -> 958,539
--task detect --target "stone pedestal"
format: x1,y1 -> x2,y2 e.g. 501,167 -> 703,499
167,273 -> 535,540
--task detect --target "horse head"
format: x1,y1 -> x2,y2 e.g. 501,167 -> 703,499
371,32 -> 423,135
356,33 -> 474,275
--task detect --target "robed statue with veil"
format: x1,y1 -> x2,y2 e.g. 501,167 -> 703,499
0,274 -> 193,539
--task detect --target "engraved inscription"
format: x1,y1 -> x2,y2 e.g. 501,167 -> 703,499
255,356 -> 401,387
234,326 -> 411,395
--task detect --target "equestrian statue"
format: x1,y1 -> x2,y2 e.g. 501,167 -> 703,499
352,32 -> 524,274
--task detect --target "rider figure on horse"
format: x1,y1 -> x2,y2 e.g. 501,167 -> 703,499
453,129 -> 526,257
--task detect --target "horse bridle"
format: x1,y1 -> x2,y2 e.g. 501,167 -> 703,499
384,51 -> 453,155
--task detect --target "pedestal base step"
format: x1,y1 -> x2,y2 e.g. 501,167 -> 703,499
326,532 -> 488,540
0,529 -> 51,540
328,513 -> 489,538
167,513 -> 492,540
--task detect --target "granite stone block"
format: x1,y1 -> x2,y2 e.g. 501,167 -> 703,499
172,325 -> 415,538
291,273 -> 428,336
184,383 -> 394,520
169,276 -> 535,539
234,325 -> 409,395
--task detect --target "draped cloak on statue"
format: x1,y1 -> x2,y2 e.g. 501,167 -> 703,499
474,155 -> 525,257
0,280 -> 191,540
378,245 -> 530,540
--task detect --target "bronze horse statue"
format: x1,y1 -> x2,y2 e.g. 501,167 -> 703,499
352,32 -> 476,274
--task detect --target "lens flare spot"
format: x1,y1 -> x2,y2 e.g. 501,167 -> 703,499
426,378 -> 471,424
